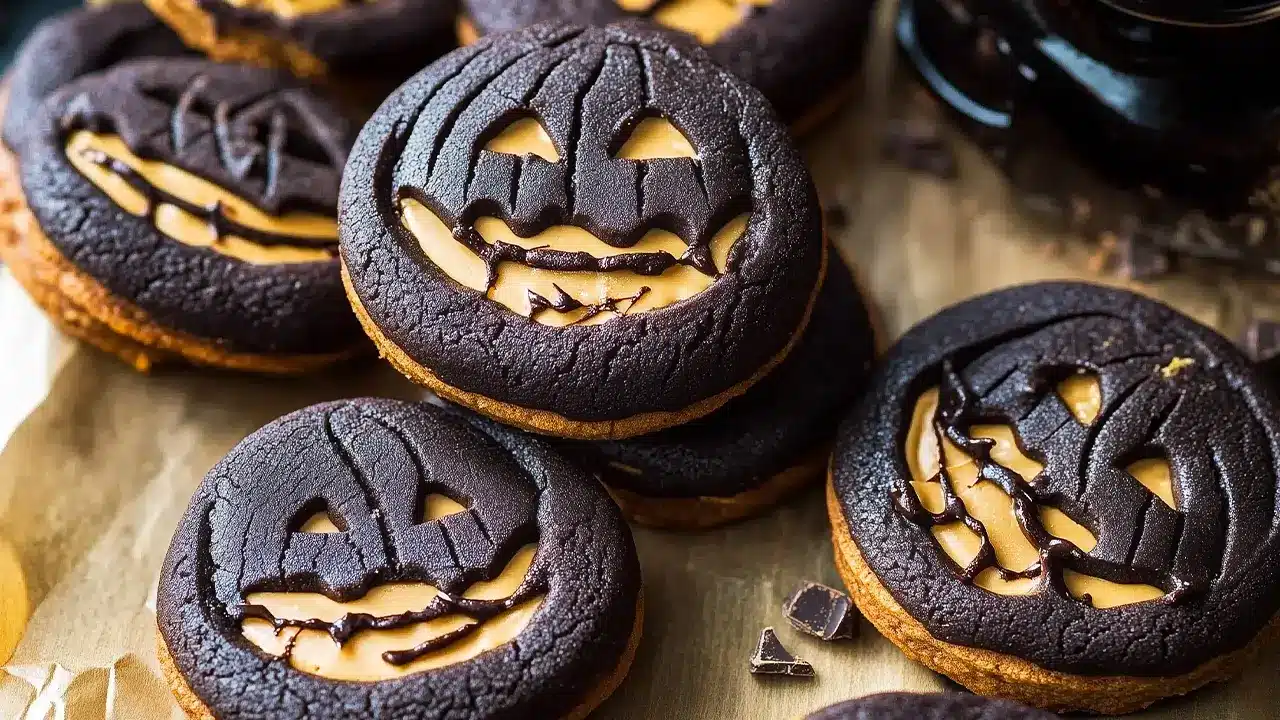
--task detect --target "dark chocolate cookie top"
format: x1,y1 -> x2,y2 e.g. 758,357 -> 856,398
157,399 -> 641,720
832,282 -> 1280,677
192,0 -> 457,74
2,3 -> 191,152
20,58 -> 363,356
341,22 -> 824,423
558,257 -> 873,498
807,693 -> 1058,720
460,0 -> 874,126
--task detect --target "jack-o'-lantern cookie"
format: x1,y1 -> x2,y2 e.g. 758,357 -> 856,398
157,399 -> 643,720
457,0 -> 875,131
829,282 -> 1280,714
341,23 -> 827,440
557,257 -> 873,529
0,59 -> 366,374
806,693 -> 1057,720
143,0 -> 457,80
1,4 -> 191,156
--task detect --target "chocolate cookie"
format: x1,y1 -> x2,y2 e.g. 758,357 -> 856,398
458,0 -> 874,131
340,22 -> 826,440
144,0 -> 457,80
156,399 -> 643,720
806,693 -> 1057,720
0,59 -> 365,374
1,3 -> 191,154
558,257 -> 874,529
829,282 -> 1280,713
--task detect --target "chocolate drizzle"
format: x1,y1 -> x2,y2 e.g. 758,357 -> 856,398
891,360 -> 1195,606
448,221 -> 719,291
79,148 -> 338,254
229,580 -> 547,667
527,284 -> 650,324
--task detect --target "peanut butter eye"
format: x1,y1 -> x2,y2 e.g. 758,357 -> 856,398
484,115 -> 561,162
614,116 -> 697,161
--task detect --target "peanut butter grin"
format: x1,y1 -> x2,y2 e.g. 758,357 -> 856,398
829,282 -> 1280,714
339,23 -> 828,440
0,59 -> 365,374
156,401 -> 642,720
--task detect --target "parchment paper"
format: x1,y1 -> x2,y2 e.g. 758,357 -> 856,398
3,2 -> 1280,718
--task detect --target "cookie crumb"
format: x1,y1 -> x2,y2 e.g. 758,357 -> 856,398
750,627 -> 814,678
784,582 -> 858,641
1160,357 -> 1195,378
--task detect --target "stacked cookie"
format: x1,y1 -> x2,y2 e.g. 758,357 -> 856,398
339,22 -> 877,529
0,0 -> 463,372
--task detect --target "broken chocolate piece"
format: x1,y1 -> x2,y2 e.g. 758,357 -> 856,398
881,119 -> 958,180
750,627 -> 815,678
784,582 -> 859,641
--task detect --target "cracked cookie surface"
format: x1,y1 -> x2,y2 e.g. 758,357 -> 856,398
157,399 -> 642,720
4,59 -> 365,371
830,282 -> 1280,712
340,22 -> 826,439
458,0 -> 875,129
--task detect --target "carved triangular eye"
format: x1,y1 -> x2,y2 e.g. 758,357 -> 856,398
615,117 -> 697,161
293,503 -> 345,534
1056,370 -> 1101,425
485,115 -> 560,162
420,493 -> 469,523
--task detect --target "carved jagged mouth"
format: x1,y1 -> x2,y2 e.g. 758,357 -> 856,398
399,198 -> 749,327
65,131 -> 338,265
234,545 -> 545,681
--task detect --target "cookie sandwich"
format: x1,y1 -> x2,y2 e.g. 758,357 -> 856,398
340,22 -> 827,440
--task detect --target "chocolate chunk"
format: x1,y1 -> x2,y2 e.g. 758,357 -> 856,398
750,627 -> 815,678
882,120 -> 958,180
784,582 -> 859,641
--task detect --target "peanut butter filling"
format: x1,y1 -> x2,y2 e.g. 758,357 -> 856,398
65,131 -> 336,265
905,387 -> 1165,606
241,544 -> 543,681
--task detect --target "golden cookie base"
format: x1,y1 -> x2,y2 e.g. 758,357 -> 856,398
0,145 -> 359,375
825,478 -> 1280,714
157,595 -> 644,720
341,239 -> 827,441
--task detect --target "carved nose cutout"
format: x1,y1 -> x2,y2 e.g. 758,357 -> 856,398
485,116 -> 561,163
615,117 -> 697,161
420,493 -> 469,523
